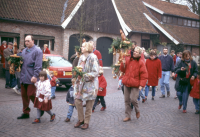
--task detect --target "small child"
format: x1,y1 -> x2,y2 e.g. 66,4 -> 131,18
92,67 -> 107,112
118,72 -> 123,90
49,71 -> 59,99
65,78 -> 76,122
190,70 -> 200,114
32,71 -> 55,124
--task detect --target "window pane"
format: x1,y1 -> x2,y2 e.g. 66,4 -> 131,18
46,56 -> 72,67
196,22 -> 199,27
167,17 -> 172,23
187,20 -> 191,26
173,17 -> 177,24
178,18 -> 182,25
192,21 -> 196,27
163,16 -> 167,22
34,40 -> 38,45
183,19 -> 187,26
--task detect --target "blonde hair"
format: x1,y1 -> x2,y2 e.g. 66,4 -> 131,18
71,78 -> 76,85
82,42 -> 93,53
44,44 -> 48,47
89,41 -> 95,48
49,71 -> 54,75
135,46 -> 142,54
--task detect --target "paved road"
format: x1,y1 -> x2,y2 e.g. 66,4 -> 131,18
0,69 -> 199,137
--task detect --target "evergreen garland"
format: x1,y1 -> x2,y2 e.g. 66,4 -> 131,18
72,66 -> 86,78
109,38 -> 132,54
6,56 -> 23,68
42,58 -> 52,69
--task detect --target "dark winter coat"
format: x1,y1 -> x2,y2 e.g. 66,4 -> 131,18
66,86 -> 74,104
120,57 -> 148,88
97,74 -> 107,96
70,54 -> 79,69
174,59 -> 198,92
146,57 -> 162,86
159,54 -> 174,72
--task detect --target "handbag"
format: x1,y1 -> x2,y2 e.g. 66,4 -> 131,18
179,78 -> 188,85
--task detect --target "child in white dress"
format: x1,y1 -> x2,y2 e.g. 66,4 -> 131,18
32,71 -> 55,124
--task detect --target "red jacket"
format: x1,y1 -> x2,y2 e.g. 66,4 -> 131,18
0,44 -> 8,63
93,49 -> 103,66
173,55 -> 176,65
190,78 -> 199,99
50,76 -> 57,87
146,57 -> 162,86
97,74 -> 107,96
120,57 -> 148,88
43,48 -> 51,54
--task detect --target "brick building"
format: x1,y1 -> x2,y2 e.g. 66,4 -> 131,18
0,0 -> 199,66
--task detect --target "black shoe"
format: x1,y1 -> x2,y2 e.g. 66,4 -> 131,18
51,96 -> 56,99
167,92 -> 170,97
152,97 -> 154,100
5,86 -> 11,89
41,111 -> 44,117
195,110 -> 200,114
17,113 -> 29,119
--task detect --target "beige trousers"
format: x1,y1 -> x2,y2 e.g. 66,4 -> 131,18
124,86 -> 140,118
75,99 -> 95,124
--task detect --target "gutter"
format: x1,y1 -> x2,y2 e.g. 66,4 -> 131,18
0,18 -> 61,27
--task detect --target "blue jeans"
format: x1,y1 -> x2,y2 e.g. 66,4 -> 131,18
51,86 -> 56,97
138,88 -> 145,100
67,105 -> 75,119
5,70 -> 15,88
145,86 -> 156,97
118,80 -> 122,88
177,85 -> 189,110
159,71 -> 170,95
193,98 -> 199,111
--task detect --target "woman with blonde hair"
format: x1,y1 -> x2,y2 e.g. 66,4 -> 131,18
43,44 -> 50,54
74,42 -> 99,129
175,50 -> 198,113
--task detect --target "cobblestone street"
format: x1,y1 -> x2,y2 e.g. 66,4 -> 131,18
0,69 -> 199,137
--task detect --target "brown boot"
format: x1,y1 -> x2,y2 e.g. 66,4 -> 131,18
81,123 -> 89,130
123,117 -> 131,122
65,118 -> 70,122
136,112 -> 140,119
74,121 -> 84,128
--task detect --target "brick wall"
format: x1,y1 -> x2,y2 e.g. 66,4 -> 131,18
191,46 -> 200,55
0,20 -> 63,55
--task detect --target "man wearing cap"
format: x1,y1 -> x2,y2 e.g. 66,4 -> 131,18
17,35 -> 43,119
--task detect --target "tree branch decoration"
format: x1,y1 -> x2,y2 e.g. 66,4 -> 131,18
108,29 -> 132,79
6,54 -> 23,75
72,66 -> 86,78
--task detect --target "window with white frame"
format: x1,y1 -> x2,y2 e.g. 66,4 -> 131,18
163,16 -> 167,23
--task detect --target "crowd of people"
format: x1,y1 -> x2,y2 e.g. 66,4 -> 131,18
0,36 -> 199,130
